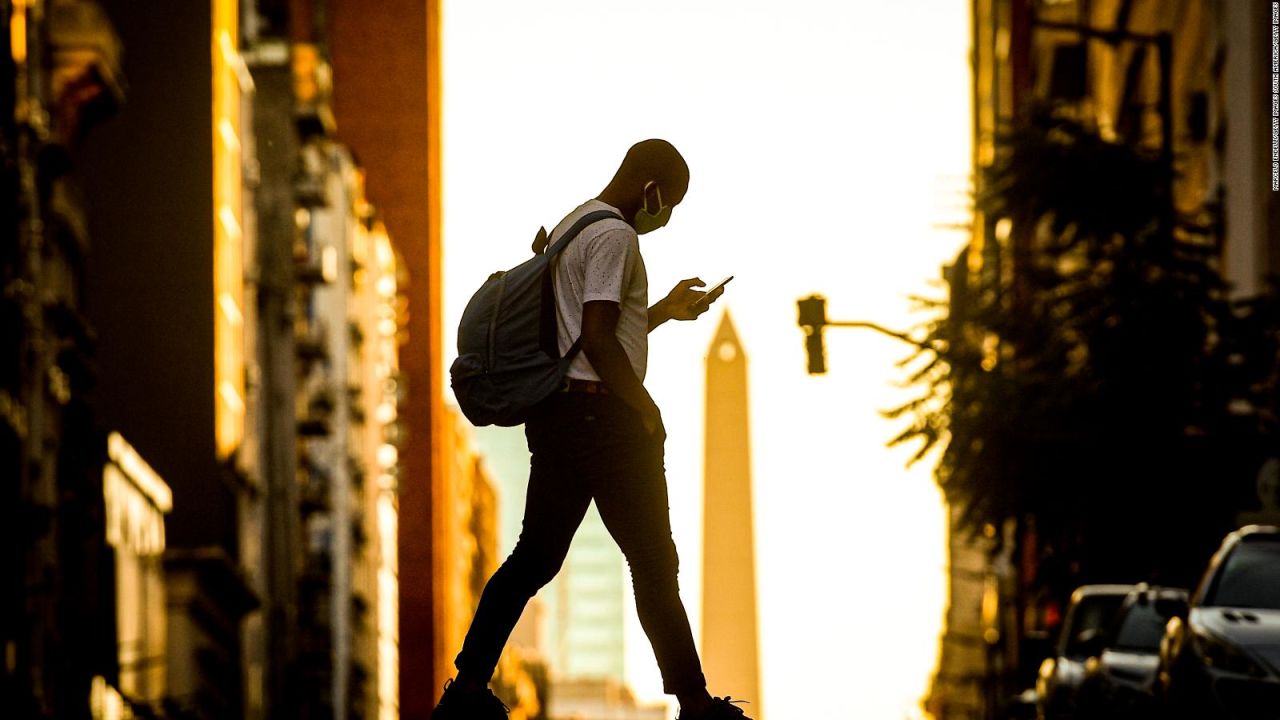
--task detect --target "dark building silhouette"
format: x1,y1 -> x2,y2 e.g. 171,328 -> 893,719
1,0 -> 127,714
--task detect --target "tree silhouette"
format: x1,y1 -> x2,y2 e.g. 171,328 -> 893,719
889,108 -> 1251,583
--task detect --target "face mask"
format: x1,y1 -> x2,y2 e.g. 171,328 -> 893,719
634,181 -> 672,235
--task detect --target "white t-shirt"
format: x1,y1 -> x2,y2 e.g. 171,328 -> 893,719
549,199 -> 649,382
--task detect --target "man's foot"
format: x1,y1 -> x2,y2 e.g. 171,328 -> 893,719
430,678 -> 510,719
677,696 -> 752,720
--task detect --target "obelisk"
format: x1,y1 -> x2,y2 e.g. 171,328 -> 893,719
701,311 -> 762,716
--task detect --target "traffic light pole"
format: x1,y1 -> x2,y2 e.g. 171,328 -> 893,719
797,294 -> 936,375
823,320 -> 929,345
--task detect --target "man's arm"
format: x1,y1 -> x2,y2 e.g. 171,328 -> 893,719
582,300 -> 663,435
647,300 -> 673,333
647,277 -> 724,333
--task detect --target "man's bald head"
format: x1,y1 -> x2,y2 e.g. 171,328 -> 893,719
604,139 -> 690,207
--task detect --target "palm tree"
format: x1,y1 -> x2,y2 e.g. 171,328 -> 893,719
889,107 -> 1244,584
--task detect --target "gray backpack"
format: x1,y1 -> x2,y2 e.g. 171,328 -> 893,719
450,210 -> 622,426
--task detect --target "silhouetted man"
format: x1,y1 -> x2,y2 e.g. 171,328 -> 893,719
432,139 -> 751,720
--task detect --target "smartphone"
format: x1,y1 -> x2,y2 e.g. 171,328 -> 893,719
691,275 -> 734,308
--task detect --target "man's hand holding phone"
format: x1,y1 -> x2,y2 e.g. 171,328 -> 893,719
650,276 -> 732,332
657,276 -> 732,323
688,275 -> 732,312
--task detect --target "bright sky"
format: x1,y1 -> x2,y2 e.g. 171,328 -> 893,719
441,3 -> 971,718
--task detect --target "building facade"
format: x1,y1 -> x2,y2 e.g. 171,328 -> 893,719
242,7 -> 406,718
928,2 -> 1280,717
95,432 -> 173,717
2,1 -> 416,716
1,0 -> 127,714
293,132 -> 406,719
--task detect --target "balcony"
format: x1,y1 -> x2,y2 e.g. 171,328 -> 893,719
296,416 -> 331,437
291,44 -> 336,141
299,468 -> 331,515
295,325 -> 329,364
351,512 -> 368,549
294,253 -> 329,286
294,144 -> 331,207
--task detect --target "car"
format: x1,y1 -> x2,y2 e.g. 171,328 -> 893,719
1036,584 -> 1134,719
1074,585 -> 1189,719
1157,525 -> 1280,719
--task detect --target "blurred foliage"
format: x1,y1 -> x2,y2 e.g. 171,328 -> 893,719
889,109 -> 1270,578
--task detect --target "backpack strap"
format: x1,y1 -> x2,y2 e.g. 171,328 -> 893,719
544,209 -> 624,258
543,209 -> 625,364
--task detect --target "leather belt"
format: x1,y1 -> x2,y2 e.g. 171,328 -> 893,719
559,377 -> 610,394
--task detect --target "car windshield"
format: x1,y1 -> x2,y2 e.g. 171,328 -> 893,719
1062,594 -> 1126,657
1112,602 -> 1175,652
1205,539 -> 1280,610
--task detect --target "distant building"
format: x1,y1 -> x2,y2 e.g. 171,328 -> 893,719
240,10 -> 304,717
352,215 -> 407,720
292,128 -> 407,718
700,312 -> 762,716
556,507 -> 628,681
473,424 -> 561,701
94,432 -> 173,716
441,410 -> 545,720
239,7 -> 408,718
467,424 -> 671,720
440,409 -> 502,663
545,677 -> 667,720
163,548 -> 259,719
472,425 -> 629,684
473,426 -> 533,556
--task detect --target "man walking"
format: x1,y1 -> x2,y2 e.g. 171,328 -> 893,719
432,139 -> 752,720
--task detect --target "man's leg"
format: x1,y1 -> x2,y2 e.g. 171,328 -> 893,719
589,399 -> 707,698
452,408 -> 592,686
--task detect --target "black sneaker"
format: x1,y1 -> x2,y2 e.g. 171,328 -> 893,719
678,696 -> 753,720
430,678 -> 510,720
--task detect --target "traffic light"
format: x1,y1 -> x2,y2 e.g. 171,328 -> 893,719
804,331 -> 825,375
797,295 -> 827,375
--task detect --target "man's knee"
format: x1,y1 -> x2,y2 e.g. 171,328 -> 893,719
624,537 -> 680,581
498,542 -> 568,591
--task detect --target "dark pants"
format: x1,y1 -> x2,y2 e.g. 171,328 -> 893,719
454,391 -> 707,695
